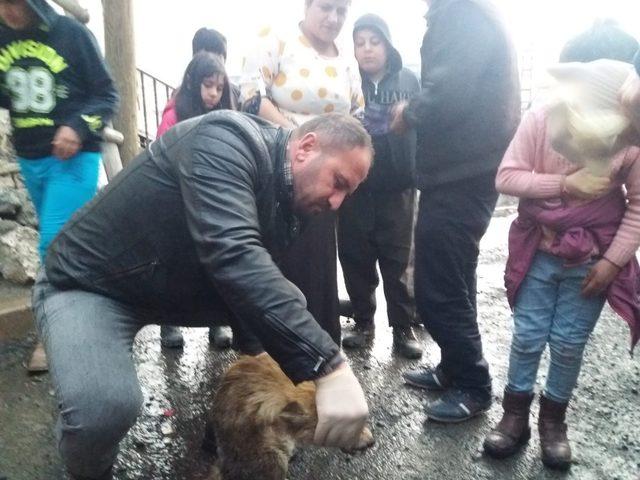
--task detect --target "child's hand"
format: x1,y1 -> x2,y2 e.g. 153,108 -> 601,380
581,258 -> 621,297
52,126 -> 81,160
563,168 -> 611,200
390,101 -> 408,134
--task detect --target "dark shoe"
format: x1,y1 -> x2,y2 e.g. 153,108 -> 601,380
538,395 -> 572,470
160,326 -> 184,348
425,389 -> 492,423
341,320 -> 374,348
483,389 -> 534,459
338,298 -> 355,318
209,325 -> 232,349
402,365 -> 451,391
392,326 -> 423,359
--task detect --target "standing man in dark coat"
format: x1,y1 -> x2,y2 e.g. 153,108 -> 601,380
392,0 -> 521,422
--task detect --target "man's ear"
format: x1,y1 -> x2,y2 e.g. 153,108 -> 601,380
298,132 -> 318,154
291,132 -> 318,165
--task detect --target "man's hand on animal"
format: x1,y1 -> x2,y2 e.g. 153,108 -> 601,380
313,362 -> 369,449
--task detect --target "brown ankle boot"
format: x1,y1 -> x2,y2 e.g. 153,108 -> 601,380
483,389 -> 533,458
538,394 -> 572,470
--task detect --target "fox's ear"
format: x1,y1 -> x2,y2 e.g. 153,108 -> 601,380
282,400 -> 305,417
281,401 -> 308,430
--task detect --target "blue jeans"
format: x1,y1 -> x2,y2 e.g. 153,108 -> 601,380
31,269 -> 226,478
18,152 -> 100,261
507,251 -> 606,403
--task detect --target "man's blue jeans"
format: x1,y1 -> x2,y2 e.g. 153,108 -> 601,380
32,269 -> 226,479
507,251 -> 606,403
18,152 -> 100,261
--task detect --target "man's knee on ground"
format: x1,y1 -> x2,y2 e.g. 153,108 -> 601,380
59,384 -> 143,450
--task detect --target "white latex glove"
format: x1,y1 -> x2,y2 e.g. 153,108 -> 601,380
313,363 -> 369,449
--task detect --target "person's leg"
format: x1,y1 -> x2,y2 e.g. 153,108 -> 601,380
484,252 -> 559,458
415,176 -> 496,395
32,270 -> 144,479
39,151 -> 100,259
375,189 -> 417,328
18,156 -> 54,373
413,174 -> 497,421
280,211 -> 340,343
506,252 -> 559,394
538,261 -> 605,469
545,260 -> 605,402
374,189 -> 421,358
338,189 -> 378,322
17,157 -> 47,222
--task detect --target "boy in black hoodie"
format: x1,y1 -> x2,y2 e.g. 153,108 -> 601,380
0,0 -> 117,375
338,14 -> 422,359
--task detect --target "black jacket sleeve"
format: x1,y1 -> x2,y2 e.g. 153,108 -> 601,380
403,3 -> 499,132
178,123 -> 340,383
62,21 -> 119,144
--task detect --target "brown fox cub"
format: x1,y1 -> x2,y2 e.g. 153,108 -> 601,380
205,354 -> 374,480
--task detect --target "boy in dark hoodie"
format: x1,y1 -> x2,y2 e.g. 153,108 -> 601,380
0,1 -> 117,374
338,14 -> 422,359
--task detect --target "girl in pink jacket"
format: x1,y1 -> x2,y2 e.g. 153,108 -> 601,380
157,51 -> 236,137
483,21 -> 640,470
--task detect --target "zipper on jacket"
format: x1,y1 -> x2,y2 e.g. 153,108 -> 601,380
265,312 -> 330,372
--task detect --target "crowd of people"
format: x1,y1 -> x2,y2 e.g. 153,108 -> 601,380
1,0 -> 640,478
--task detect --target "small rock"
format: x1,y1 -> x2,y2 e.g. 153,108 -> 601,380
160,422 -> 174,436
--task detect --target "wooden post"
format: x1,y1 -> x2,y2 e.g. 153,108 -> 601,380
102,0 -> 139,165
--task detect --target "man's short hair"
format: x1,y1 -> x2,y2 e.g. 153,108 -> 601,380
192,28 -> 228,59
294,113 -> 373,157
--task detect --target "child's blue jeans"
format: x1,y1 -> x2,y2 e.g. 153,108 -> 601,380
507,251 -> 606,403
18,152 -> 100,261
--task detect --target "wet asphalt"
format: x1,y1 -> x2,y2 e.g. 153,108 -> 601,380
1,214 -> 639,480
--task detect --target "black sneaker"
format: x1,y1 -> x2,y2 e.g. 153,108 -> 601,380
209,325 -> 232,349
160,326 -> 184,348
425,389 -> 492,423
402,365 -> 451,391
341,320 -> 374,348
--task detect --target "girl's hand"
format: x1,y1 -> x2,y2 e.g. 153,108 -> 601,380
581,258 -> 621,297
563,168 -> 611,200
52,126 -> 81,160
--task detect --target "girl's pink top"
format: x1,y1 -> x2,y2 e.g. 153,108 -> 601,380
496,106 -> 640,268
156,97 -> 178,138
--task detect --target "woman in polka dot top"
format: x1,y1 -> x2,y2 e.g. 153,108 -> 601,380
239,0 -> 364,343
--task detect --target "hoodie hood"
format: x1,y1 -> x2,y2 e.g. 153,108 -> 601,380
353,13 -> 402,76
0,0 -> 59,31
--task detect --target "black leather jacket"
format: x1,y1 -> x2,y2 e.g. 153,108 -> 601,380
45,111 -> 340,383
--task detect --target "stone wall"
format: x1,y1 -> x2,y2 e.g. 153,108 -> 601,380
0,111 -> 39,285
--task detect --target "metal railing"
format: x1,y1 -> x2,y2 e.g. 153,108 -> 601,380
137,69 -> 175,147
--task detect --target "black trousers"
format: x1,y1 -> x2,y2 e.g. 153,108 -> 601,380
337,188 -> 416,327
280,211 -> 341,344
230,211 -> 340,352
414,173 -> 498,398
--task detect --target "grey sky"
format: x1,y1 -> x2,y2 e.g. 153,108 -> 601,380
82,0 -> 640,88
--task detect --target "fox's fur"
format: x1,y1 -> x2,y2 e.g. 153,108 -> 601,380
205,354 -> 374,480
